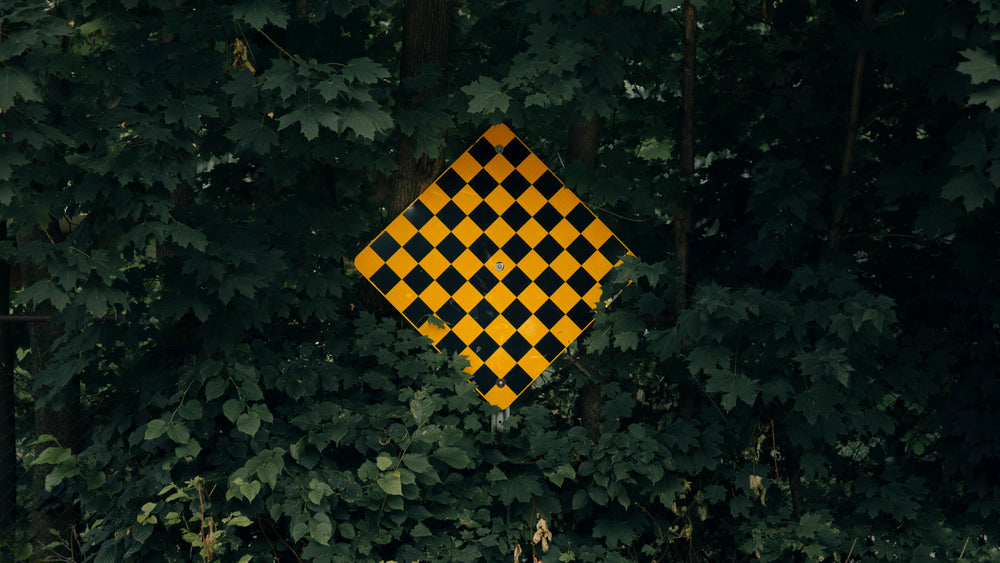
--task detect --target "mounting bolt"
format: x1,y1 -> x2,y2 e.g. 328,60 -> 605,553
494,262 -> 505,272
496,378 -> 506,388
495,144 -> 504,153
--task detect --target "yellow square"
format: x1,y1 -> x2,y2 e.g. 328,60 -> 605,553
517,251 -> 548,278
385,283 -> 417,310
518,349 -> 550,375
452,152 -> 483,182
550,220 -> 581,248
517,187 -> 547,214
452,250 -> 483,279
452,187 -> 483,214
517,218 -> 547,247
420,185 -> 450,213
484,124 -> 516,147
451,316 -> 484,348
485,284 -> 517,312
485,315 -> 517,344
484,186 -> 515,213
516,154 -> 547,183
483,385 -> 517,407
385,251 -> 417,278
418,320 -> 448,344
551,284 -> 582,312
385,217 -> 417,245
551,317 -> 582,346
484,221 -> 515,247
550,251 -> 581,279
354,246 -> 384,278
418,282 -> 451,312
517,285 -> 548,316
452,282 -> 483,313
452,217 -> 484,247
583,221 -> 613,247
549,187 -> 580,215
583,253 -> 614,280
486,348 -> 517,375
419,216 -> 450,246
485,156 -> 515,184
419,249 -> 449,278
583,285 -> 604,309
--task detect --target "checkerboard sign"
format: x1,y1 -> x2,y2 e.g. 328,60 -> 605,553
354,124 -> 631,409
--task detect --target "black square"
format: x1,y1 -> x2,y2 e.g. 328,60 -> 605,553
469,265 -> 500,293
469,138 -> 497,166
504,365 -> 533,394
404,200 -> 433,229
599,236 -> 628,263
436,200 -> 466,229
469,296 -> 500,325
436,233 -> 466,262
403,265 -> 433,294
502,169 -> 531,198
567,300 -> 594,329
534,235 -> 564,263
403,233 -> 433,262
436,331 -> 467,355
566,237 -> 597,264
469,170 -> 498,197
469,235 -> 500,262
534,267 -> 564,294
501,138 -> 530,167
370,264 -> 400,294
470,331 -> 500,359
565,203 -> 596,232
501,299 -> 532,328
436,298 -> 466,325
533,203 -> 563,231
501,267 -> 531,294
501,235 -> 531,263
468,202 -> 499,229
437,266 -> 467,293
566,267 -> 597,297
534,300 -> 564,328
436,169 -> 466,197
534,333 -> 565,362
502,332 -> 532,361
500,201 -> 531,230
534,170 -> 563,198
403,298 -> 432,324
370,232 -> 400,260
473,364 -> 499,393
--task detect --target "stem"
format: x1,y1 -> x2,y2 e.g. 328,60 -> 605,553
676,0 -> 696,316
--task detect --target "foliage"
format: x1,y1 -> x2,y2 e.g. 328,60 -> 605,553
2,0 -> 999,561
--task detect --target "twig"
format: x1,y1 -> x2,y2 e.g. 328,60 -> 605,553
258,29 -> 296,61
845,537 -> 857,562
770,418 -> 780,483
958,537 -> 969,560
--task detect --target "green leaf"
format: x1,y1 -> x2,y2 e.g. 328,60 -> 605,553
223,399 -> 243,422
957,48 -> 1000,84
402,453 -> 431,473
942,171 -> 995,211
144,419 -> 168,441
33,446 -> 71,466
226,117 -> 279,154
236,411 -> 261,436
544,463 -> 576,486
412,522 -> 432,537
377,471 -> 403,495
205,377 -> 227,401
239,479 -> 261,502
13,279 -> 70,310
704,371 -> 759,411
0,67 -> 41,109
462,76 -> 512,114
409,389 -> 434,424
310,513 -> 333,545
338,522 -> 357,539
177,400 -> 203,420
343,57 -> 390,83
232,0 -> 289,29
278,102 -> 340,140
340,102 -> 392,140
434,446 -> 471,469
376,453 -> 393,471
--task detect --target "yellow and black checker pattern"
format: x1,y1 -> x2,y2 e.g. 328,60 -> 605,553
355,124 -> 631,409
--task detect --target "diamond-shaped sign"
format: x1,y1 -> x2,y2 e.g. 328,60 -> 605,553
355,124 -> 631,409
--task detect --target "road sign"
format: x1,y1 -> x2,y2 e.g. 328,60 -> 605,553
355,124 -> 631,409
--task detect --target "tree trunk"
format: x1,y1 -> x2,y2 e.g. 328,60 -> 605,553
676,0 -> 696,316
388,0 -> 452,219
0,222 -> 15,559
16,224 -> 80,559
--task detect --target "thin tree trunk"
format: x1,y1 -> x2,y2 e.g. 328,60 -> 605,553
389,0 -> 451,218
0,222 -> 15,560
676,0 -> 696,316
17,224 -> 80,559
828,0 -> 874,249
